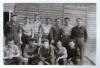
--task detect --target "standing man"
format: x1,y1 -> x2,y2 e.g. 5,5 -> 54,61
71,18 -> 88,64
32,14 -> 42,44
41,18 -> 52,41
6,13 -> 19,46
50,18 -> 63,46
19,17 -> 34,56
62,17 -> 73,48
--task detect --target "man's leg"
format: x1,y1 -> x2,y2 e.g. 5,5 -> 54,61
78,38 -> 85,65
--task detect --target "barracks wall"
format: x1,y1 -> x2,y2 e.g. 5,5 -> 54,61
4,3 -> 96,58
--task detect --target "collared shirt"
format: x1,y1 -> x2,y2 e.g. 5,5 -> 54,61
4,45 -> 20,57
50,24 -> 63,42
71,26 -> 87,42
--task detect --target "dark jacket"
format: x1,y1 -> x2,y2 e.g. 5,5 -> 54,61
71,26 -> 87,42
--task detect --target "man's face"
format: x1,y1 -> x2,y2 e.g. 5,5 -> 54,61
69,41 -> 75,49
65,19 -> 70,25
57,41 -> 62,50
7,40 -> 14,47
25,18 -> 29,24
56,19 -> 61,26
12,16 -> 17,21
77,19 -> 83,26
46,19 -> 51,24
44,41 -> 49,49
34,15 -> 39,20
29,41 -> 35,46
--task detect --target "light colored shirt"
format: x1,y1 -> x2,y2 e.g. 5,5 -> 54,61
4,45 -> 20,57
32,21 -> 41,34
55,47 -> 67,59
42,24 -> 52,36
21,23 -> 33,36
63,24 -> 73,36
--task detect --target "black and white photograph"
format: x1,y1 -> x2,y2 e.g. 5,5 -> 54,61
3,3 -> 96,65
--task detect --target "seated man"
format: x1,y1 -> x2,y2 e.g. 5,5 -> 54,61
23,38 -> 40,65
39,40 -> 54,65
67,39 -> 81,65
4,39 -> 22,65
54,40 -> 67,65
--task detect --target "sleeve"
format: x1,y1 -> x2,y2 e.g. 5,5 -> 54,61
84,28 -> 88,42
50,27 -> 54,41
63,47 -> 68,58
71,28 -> 74,38
60,28 -> 64,39
15,45 -> 20,56
23,45 -> 28,57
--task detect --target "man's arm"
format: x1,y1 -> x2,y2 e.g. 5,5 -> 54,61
84,28 -> 88,42
56,47 -> 67,62
18,26 -> 22,44
50,27 -> 54,43
59,47 -> 67,59
14,45 -> 21,57
70,28 -> 74,38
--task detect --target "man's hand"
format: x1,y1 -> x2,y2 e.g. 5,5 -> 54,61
51,40 -> 54,44
56,58 -> 60,63
67,58 -> 72,63
8,56 -> 13,59
20,41 -> 22,45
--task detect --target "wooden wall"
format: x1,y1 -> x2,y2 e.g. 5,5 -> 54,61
4,3 -> 96,53
87,4 -> 96,52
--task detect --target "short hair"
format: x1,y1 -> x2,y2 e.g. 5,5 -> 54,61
55,18 -> 61,22
64,17 -> 70,21
34,14 -> 39,17
29,38 -> 36,42
24,17 -> 28,20
76,18 -> 83,21
11,13 -> 17,17
6,38 -> 14,44
46,18 -> 51,20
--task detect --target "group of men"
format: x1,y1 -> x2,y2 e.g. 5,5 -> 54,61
4,13 -> 87,65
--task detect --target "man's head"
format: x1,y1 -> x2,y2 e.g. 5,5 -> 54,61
29,38 -> 36,46
64,17 -> 70,25
46,18 -> 51,24
11,15 -> 17,22
7,39 -> 14,47
56,40 -> 62,50
24,17 -> 29,24
76,18 -> 83,27
55,18 -> 62,27
34,14 -> 39,21
44,40 -> 49,49
69,40 -> 75,49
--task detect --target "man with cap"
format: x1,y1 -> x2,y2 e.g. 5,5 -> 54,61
5,13 -> 20,46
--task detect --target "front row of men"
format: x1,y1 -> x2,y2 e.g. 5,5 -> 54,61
4,14 -> 87,65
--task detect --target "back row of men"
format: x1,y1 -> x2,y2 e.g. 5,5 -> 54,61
4,14 -> 87,65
